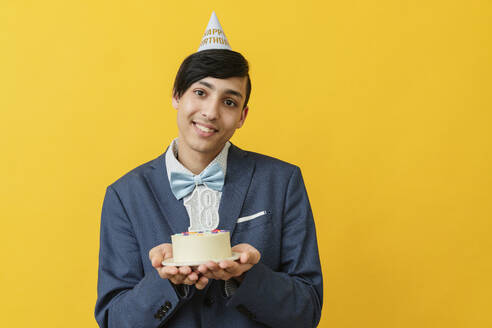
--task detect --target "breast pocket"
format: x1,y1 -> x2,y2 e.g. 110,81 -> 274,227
234,210 -> 272,233
232,210 -> 278,268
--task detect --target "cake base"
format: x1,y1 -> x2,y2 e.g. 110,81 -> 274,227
162,251 -> 240,267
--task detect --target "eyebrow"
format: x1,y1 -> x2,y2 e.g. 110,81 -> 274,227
198,81 -> 243,99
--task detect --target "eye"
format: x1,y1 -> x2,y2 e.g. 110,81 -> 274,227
224,99 -> 237,107
194,89 -> 205,96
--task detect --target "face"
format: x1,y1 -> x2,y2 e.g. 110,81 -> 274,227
172,76 -> 249,159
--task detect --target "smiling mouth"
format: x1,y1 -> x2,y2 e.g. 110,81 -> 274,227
193,122 -> 218,133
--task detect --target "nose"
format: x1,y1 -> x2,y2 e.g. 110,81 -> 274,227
200,97 -> 220,121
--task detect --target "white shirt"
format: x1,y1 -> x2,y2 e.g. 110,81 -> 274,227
165,138 -> 231,232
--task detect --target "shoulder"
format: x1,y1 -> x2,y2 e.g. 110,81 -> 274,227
232,144 -> 300,178
107,153 -> 165,192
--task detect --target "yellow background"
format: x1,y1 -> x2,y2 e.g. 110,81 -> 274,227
1,0 -> 491,327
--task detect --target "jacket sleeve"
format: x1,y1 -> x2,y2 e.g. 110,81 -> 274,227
95,186 -> 193,328
227,167 -> 323,328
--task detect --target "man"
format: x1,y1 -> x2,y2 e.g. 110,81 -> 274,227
95,12 -> 323,328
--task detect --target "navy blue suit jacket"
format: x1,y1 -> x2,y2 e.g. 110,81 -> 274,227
95,144 -> 323,327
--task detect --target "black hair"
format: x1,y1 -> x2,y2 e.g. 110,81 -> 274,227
173,49 -> 252,109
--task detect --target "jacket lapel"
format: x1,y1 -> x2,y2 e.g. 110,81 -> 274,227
144,152 -> 190,235
218,144 -> 255,235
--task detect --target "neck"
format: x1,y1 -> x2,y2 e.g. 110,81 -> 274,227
176,141 -> 223,175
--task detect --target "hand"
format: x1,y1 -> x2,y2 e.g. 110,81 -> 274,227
197,243 -> 261,282
149,243 -> 209,290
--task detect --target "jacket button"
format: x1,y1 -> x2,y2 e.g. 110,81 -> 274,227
204,297 -> 215,306
154,311 -> 164,319
165,301 -> 172,309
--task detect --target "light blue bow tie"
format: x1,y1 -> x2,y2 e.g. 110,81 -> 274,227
170,162 -> 225,200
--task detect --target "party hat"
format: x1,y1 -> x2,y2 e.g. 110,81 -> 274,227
197,11 -> 232,51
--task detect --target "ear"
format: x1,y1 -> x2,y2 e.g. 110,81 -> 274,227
236,106 -> 249,129
172,94 -> 179,109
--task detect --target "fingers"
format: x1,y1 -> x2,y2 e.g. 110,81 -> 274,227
178,266 -> 192,275
239,249 -> 260,265
157,265 -> 199,286
231,243 -> 261,265
197,263 -> 209,275
186,271 -> 199,282
240,251 -> 249,264
231,243 -> 255,253
197,261 -> 224,280
207,261 -> 228,278
157,266 -> 188,280
149,243 -> 172,268
197,261 -> 223,279
197,261 -> 220,277
195,276 -> 209,290
149,246 -> 163,268
219,260 -> 237,270
197,258 -> 256,281
150,247 -> 209,288
199,261 -> 246,280
223,261 -> 253,278
178,271 -> 199,286
157,265 -> 178,279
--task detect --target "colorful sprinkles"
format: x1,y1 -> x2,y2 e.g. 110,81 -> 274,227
181,229 -> 228,236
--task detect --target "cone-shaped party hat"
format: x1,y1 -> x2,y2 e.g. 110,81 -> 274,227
197,11 -> 232,51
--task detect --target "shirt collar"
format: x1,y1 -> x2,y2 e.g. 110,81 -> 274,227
165,138 -> 231,182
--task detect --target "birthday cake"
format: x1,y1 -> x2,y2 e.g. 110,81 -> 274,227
170,229 -> 235,264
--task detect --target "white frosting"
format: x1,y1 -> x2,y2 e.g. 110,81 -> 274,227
171,231 -> 232,262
